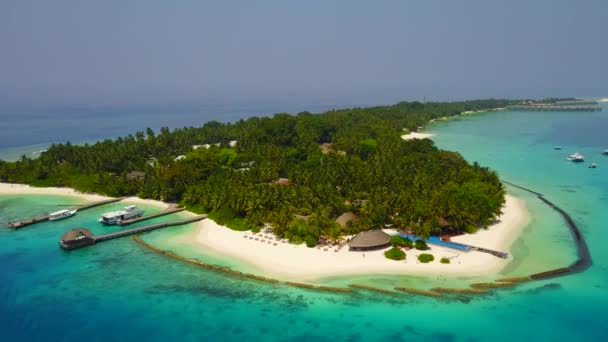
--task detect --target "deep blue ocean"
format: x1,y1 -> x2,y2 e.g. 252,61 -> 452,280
1,102 -> 608,341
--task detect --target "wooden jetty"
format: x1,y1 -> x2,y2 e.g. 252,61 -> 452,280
59,215 -> 207,250
7,197 -> 125,229
469,246 -> 509,259
117,204 -> 184,226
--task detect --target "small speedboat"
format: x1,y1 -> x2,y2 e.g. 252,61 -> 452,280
589,163 -> 598,168
568,152 -> 585,162
554,146 -> 563,150
603,150 -> 608,155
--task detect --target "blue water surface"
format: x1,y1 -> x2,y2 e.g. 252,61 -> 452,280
1,103 -> 608,341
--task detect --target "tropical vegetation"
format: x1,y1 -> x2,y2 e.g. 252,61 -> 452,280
384,247 -> 406,260
0,100 -> 513,242
418,254 -> 435,263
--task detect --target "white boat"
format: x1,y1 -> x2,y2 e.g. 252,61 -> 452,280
98,205 -> 144,225
49,209 -> 77,221
568,152 -> 585,162
603,150 -> 608,155
589,163 -> 598,168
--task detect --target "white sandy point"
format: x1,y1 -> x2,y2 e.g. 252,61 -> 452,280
401,132 -> 436,141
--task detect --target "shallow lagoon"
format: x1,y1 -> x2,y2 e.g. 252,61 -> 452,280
1,104 -> 608,341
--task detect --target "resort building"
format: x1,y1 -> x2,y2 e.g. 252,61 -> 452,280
348,230 -> 392,251
275,178 -> 290,186
336,212 -> 358,228
59,228 -> 95,250
126,171 -> 146,181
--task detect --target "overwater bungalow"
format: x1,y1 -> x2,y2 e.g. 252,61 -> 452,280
59,228 -> 95,250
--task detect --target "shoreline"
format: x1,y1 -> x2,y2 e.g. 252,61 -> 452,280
185,194 -> 529,282
401,132 -> 436,140
0,182 -> 530,282
0,183 -> 169,210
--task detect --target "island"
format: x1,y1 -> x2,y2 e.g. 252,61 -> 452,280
0,99 -> 537,280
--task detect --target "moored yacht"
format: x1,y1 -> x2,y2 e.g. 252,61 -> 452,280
603,150 -> 608,155
98,205 -> 144,225
49,209 -> 77,221
568,152 -> 585,162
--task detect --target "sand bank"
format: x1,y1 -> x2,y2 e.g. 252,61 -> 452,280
189,194 -> 529,281
0,183 -> 111,202
401,132 -> 436,141
0,183 -> 168,210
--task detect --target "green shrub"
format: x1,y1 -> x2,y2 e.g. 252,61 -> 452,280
384,247 -> 406,261
418,253 -> 434,263
415,239 -> 429,250
251,226 -> 261,233
305,235 -> 317,248
289,235 -> 304,245
440,257 -> 450,264
391,235 -> 413,248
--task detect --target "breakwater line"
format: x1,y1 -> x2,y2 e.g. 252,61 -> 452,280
502,180 -> 592,278
131,182 -> 592,298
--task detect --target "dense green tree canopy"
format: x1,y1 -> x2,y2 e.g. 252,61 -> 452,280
0,99 -> 513,240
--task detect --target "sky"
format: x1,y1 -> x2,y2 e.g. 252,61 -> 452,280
1,0 -> 607,109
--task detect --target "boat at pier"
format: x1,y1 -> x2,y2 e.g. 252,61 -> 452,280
98,205 -> 144,225
49,209 -> 77,221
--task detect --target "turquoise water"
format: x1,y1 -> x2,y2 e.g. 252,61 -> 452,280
2,104 -> 608,340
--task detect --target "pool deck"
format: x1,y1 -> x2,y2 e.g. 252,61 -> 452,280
397,233 -> 509,259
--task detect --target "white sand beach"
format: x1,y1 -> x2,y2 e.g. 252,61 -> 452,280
401,132 -> 436,140
1,182 -> 530,281
189,194 -> 529,281
0,183 -> 111,202
0,183 -> 168,210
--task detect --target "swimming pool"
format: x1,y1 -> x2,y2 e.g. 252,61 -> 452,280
397,233 -> 472,251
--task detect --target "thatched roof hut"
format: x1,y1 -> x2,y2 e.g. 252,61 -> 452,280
127,171 -> 146,181
275,178 -> 290,186
348,230 -> 391,251
336,212 -> 358,227
60,228 -> 93,241
59,228 -> 95,250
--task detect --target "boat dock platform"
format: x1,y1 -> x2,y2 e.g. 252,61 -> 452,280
59,215 -> 207,250
7,197 -> 126,229
117,204 -> 185,226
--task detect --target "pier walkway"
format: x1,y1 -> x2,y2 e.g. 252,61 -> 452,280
7,197 -> 125,229
60,215 -> 207,250
117,204 -> 185,226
